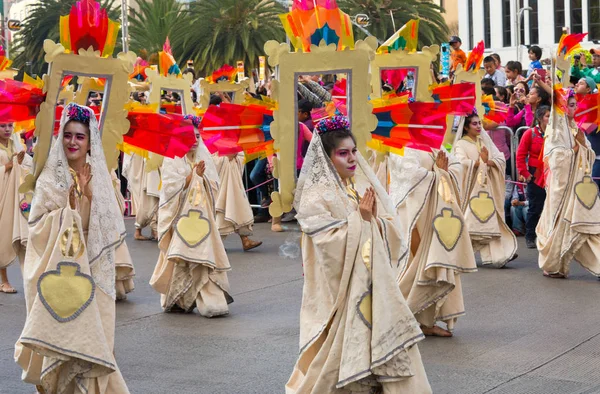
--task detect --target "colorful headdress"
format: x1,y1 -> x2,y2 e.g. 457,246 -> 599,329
316,115 -> 350,134
184,114 -> 202,128
66,103 -> 92,124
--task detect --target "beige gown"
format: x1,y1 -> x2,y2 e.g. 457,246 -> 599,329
453,133 -> 518,266
150,153 -> 233,317
212,153 -> 254,236
112,174 -> 135,298
537,115 -> 600,276
286,132 -> 431,394
391,150 -> 477,332
124,153 -> 160,233
0,137 -> 32,270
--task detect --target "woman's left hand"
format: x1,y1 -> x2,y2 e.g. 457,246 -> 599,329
78,163 -> 93,200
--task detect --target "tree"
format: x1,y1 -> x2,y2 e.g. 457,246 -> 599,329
12,0 -> 122,76
171,0 -> 286,76
128,0 -> 187,55
338,0 -> 449,50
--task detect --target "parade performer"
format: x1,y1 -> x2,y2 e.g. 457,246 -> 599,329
124,153 -> 160,240
213,152 -> 262,251
390,148 -> 477,337
286,117 -> 431,393
0,122 -> 32,293
151,119 -> 233,317
112,173 -> 135,300
536,95 -> 600,279
15,103 -> 130,393
453,113 -> 518,267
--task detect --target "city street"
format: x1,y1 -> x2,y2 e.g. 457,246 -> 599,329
2,219 -> 600,394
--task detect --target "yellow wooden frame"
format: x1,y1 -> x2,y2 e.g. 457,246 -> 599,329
146,68 -> 195,115
264,38 -> 378,217
23,41 -> 135,191
199,78 -> 250,108
370,45 -> 440,102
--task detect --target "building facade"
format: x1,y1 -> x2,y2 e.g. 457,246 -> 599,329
434,0 -> 459,34
458,0 -> 599,64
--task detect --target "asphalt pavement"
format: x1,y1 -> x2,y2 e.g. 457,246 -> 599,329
1,219 -> 600,394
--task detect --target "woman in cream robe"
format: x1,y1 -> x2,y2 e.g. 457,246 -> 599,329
452,114 -> 518,267
14,104 -> 130,394
536,99 -> 600,278
390,148 -> 477,337
151,126 -> 233,317
124,153 -> 160,240
213,152 -> 262,251
287,117 -> 431,394
0,123 -> 32,293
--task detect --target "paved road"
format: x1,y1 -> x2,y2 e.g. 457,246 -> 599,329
2,219 -> 600,394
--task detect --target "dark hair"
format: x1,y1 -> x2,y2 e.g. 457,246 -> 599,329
298,98 -> 313,115
481,77 -> 496,87
531,86 -> 551,106
528,45 -> 542,60
182,68 -> 196,80
506,85 -> 515,95
482,86 -> 496,96
491,53 -> 501,64
495,86 -> 509,103
321,128 -> 356,157
483,55 -> 495,64
515,81 -> 529,95
209,94 -> 222,106
534,105 -> 551,127
505,60 -> 523,74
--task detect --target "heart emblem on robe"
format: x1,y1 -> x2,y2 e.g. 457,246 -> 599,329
60,221 -> 85,259
175,210 -> 211,247
574,176 -> 599,210
433,208 -> 464,251
469,191 -> 496,223
357,290 -> 372,329
38,262 -> 95,323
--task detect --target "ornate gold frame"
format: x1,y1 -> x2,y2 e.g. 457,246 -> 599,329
264,38 -> 378,217
23,41 -> 135,191
370,45 -> 440,102
199,78 -> 250,108
146,68 -> 195,115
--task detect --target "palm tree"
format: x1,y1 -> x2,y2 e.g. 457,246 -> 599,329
128,0 -> 187,56
171,0 -> 286,76
338,0 -> 449,50
11,0 -> 121,75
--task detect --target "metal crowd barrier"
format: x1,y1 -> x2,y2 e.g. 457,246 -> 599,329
492,126 -> 516,180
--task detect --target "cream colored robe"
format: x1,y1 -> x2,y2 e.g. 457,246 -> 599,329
454,135 -> 517,266
112,174 -> 135,297
0,139 -> 32,269
212,153 -> 254,236
150,155 -> 232,317
391,150 -> 477,332
15,207 -> 129,394
537,116 -> 600,276
124,153 -> 160,232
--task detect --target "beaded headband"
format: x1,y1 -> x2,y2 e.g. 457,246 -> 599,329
316,115 -> 350,135
184,114 -> 202,128
66,103 -> 91,124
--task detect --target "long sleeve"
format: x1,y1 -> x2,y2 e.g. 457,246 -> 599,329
506,107 -> 525,128
297,83 -> 324,108
304,80 -> 332,103
516,129 -> 532,179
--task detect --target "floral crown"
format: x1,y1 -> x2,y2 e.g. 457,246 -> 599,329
184,115 -> 202,128
316,115 -> 350,135
66,103 -> 91,124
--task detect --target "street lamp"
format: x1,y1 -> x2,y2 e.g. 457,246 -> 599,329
515,5 -> 532,63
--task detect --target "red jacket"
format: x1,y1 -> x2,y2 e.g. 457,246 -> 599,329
516,126 -> 544,179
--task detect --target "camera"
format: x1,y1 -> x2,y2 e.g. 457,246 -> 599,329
574,54 -> 581,60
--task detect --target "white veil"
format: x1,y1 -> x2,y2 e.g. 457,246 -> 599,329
451,116 -> 503,159
29,103 -> 126,299
293,131 -> 398,236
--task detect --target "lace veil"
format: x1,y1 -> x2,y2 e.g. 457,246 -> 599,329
293,131 -> 398,236
452,116 -> 503,159
29,103 -> 126,299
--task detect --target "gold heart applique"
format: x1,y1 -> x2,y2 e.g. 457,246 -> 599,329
175,210 -> 211,247
38,262 -> 95,323
60,221 -> 85,259
433,208 -> 464,251
469,191 -> 496,223
19,193 -> 33,220
574,176 -> 599,210
357,290 -> 372,329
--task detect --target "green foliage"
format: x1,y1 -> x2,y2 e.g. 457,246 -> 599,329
170,0 -> 286,75
129,0 -> 186,55
337,0 -> 449,49
12,0 -> 121,75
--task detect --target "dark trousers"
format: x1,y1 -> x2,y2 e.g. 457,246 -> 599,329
593,159 -> 600,188
525,166 -> 546,241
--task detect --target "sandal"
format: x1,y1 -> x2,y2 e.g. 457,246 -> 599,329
0,283 -> 17,294
421,325 -> 453,337
543,271 -> 566,279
